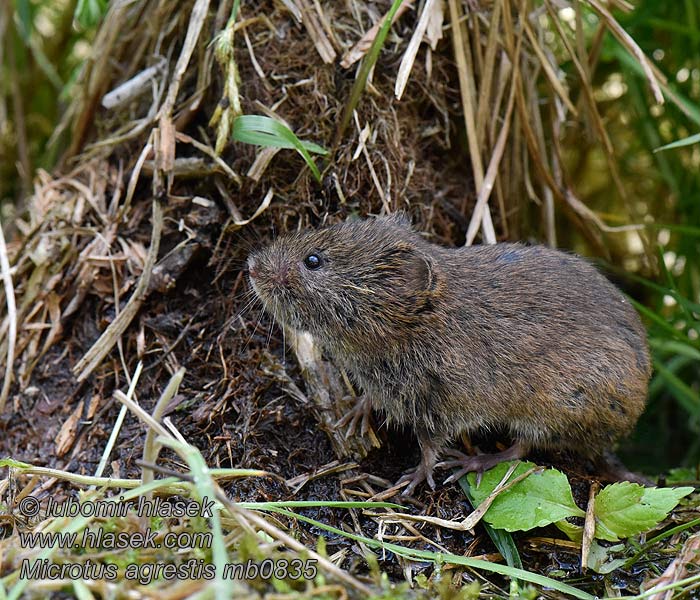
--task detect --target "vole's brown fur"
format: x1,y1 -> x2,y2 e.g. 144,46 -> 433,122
248,215 -> 651,494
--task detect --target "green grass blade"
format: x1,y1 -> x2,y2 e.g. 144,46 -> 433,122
623,517 -> 700,569
655,246 -> 699,325
238,500 -> 404,510
654,132 -> 700,152
335,0 -> 406,143
74,0 -> 108,28
648,355 -> 693,399
645,222 -> 700,237
653,359 -> 700,416
605,263 -> 700,317
232,115 -> 327,182
265,507 -> 595,600
649,339 -> 700,362
628,298 -> 692,344
612,46 -> 700,126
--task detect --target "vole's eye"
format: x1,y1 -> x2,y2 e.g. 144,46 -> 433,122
303,253 -> 323,270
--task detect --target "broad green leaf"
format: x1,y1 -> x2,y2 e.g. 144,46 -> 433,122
459,477 -> 523,570
232,115 -> 328,183
467,461 -> 585,532
594,482 -> 694,542
586,541 -> 627,574
664,468 -> 699,484
554,518 -> 583,542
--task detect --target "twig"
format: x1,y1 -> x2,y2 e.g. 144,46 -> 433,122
465,76 -> 517,245
73,198 -> 163,382
92,362 -> 143,482
586,0 -> 663,104
175,131 -> 242,185
0,221 -> 17,413
448,0 -> 496,243
293,0 -> 336,63
340,1 -> 413,69
375,464 -> 536,531
395,0 -> 440,100
580,481 -> 599,571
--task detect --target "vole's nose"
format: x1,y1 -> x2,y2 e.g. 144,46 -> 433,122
271,263 -> 289,286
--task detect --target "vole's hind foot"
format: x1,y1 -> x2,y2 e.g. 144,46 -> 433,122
595,451 -> 654,486
398,442 -> 440,496
336,395 -> 373,438
438,441 -> 528,484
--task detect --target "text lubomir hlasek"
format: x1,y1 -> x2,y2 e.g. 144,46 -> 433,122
43,496 -> 215,519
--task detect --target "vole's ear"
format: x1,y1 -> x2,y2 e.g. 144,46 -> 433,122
380,211 -> 413,230
398,246 -> 438,300
412,251 -> 437,295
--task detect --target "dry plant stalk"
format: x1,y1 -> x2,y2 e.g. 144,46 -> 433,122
643,532 -> 700,600
0,221 -> 17,413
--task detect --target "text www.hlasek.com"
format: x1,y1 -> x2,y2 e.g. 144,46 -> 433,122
19,527 -> 210,551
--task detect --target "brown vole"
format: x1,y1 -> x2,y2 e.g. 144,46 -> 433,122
247,214 -> 651,494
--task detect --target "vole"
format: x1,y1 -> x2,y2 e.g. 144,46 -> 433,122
247,214 -> 651,495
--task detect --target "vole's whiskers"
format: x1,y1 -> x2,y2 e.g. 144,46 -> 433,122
265,307 -> 276,349
232,293 -> 260,323
271,297 -> 286,363
242,304 -> 266,353
281,319 -> 287,365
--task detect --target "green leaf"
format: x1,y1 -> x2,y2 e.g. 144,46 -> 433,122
611,45 -> 700,127
74,0 -> 108,28
586,541 -> 627,574
459,477 -> 523,570
593,482 -> 694,542
664,468 -> 700,484
629,297 -> 691,344
466,461 -> 585,532
554,518 -> 583,542
232,115 -> 328,183
14,0 -> 33,40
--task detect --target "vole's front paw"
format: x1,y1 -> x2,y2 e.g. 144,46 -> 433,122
335,395 -> 373,438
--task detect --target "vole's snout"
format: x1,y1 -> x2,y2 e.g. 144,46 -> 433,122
269,262 -> 290,287
248,252 -> 291,289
